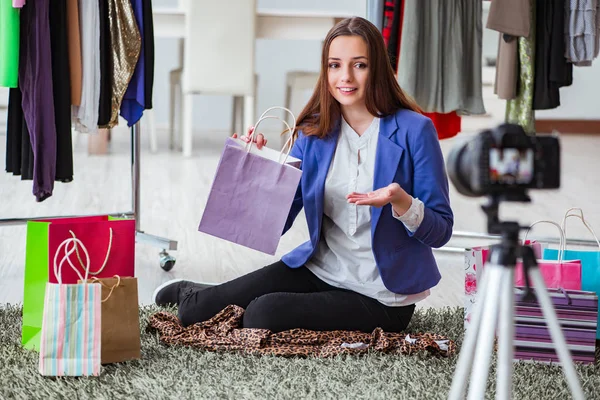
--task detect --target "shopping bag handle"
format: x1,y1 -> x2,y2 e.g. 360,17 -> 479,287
68,228 -> 113,275
91,275 -> 122,302
561,207 -> 600,249
247,106 -> 297,164
53,237 -> 91,284
523,220 -> 565,263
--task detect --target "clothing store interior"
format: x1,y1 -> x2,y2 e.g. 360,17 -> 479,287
1,0 -> 600,398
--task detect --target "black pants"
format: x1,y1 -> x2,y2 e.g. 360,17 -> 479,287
178,261 -> 416,333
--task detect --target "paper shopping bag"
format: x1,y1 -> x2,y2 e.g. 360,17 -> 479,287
464,240 -> 545,328
23,216 -> 135,351
542,208 -> 600,338
515,219 -> 581,289
198,107 -> 302,255
514,287 -> 598,364
39,237 -> 102,376
82,276 -> 141,364
514,260 -> 582,290
464,246 -> 488,327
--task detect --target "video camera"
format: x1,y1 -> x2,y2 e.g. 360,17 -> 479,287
446,123 -> 560,200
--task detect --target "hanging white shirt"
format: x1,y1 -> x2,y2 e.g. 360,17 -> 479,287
305,117 -> 430,307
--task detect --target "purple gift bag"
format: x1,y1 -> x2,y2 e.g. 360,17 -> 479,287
198,107 -> 302,255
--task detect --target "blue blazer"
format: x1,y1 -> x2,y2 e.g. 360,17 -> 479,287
281,108 -> 454,295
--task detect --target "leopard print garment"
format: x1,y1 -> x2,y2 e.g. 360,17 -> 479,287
147,305 -> 456,358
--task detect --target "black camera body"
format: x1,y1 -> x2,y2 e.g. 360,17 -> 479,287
447,124 -> 560,199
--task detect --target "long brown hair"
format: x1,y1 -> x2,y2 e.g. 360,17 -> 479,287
293,17 -> 422,139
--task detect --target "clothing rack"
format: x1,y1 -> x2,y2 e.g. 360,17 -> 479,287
437,231 -> 600,254
0,122 -> 179,271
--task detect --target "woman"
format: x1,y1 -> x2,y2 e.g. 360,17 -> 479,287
153,17 -> 453,333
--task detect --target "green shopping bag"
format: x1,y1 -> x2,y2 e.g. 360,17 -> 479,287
22,216 -> 135,351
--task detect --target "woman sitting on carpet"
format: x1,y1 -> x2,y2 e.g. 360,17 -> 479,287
153,17 -> 453,333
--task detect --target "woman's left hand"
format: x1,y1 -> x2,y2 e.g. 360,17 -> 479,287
347,183 -> 412,214
346,183 -> 402,207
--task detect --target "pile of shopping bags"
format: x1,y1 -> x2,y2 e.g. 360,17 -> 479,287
464,208 -> 600,364
23,216 -> 141,376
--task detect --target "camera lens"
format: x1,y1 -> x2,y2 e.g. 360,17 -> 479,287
446,138 -> 482,197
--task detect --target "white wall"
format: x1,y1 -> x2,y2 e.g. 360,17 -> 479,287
151,0 -> 366,139
536,61 -> 600,120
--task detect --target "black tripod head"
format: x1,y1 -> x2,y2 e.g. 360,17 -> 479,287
481,193 -> 538,301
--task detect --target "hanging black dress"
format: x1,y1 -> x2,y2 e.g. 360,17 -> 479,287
97,0 -> 113,126
5,87 -> 33,180
143,0 -> 155,110
532,0 -> 573,110
49,0 -> 74,182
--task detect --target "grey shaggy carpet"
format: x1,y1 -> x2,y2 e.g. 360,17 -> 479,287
1,304 -> 600,400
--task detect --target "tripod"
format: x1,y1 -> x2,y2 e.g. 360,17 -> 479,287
448,198 -> 585,400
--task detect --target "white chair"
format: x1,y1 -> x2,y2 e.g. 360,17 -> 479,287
171,0 -> 257,157
281,70 -> 319,149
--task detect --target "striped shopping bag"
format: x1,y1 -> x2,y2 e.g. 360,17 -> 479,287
38,235 -> 102,376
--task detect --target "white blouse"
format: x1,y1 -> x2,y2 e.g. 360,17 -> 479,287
305,117 -> 430,307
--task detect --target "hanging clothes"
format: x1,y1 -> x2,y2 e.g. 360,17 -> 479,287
73,0 -> 100,133
120,0 -> 146,127
382,0 -> 396,47
397,0 -> 485,116
532,0 -> 572,110
0,0 -> 20,88
486,0 -> 531,37
486,0 -> 532,100
384,0 -> 403,73
19,0 -> 57,202
97,0 -> 113,126
142,0 -> 155,110
506,0 -> 536,134
391,0 -> 462,139
100,0 -> 141,128
422,111 -> 461,140
67,0 -> 82,106
12,0 -> 25,7
49,0 -> 74,182
5,87 -> 33,179
493,35 -> 519,100
565,0 -> 600,66
366,0 -> 385,32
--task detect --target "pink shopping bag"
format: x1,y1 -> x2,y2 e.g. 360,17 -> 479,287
516,219 -> 582,290
514,260 -> 582,290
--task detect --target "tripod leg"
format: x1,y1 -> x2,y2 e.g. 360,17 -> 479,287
448,259 -> 493,400
496,266 -> 515,400
528,268 -> 585,400
468,263 -> 504,400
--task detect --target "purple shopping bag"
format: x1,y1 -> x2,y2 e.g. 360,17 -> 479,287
199,135 -> 302,255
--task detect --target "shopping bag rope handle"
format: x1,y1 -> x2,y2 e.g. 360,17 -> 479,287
558,287 -> 572,305
247,106 -> 297,164
523,220 -> 565,263
561,208 -> 600,249
68,228 -> 113,275
91,275 -> 122,302
53,237 -> 91,284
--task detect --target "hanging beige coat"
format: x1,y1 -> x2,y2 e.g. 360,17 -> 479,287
486,0 -> 531,100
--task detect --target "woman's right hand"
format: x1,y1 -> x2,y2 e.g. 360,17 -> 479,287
233,126 -> 268,150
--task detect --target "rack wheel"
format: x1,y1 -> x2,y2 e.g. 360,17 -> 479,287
159,250 -> 176,271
